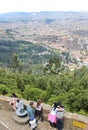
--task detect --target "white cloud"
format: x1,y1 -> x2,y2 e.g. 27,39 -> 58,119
0,0 -> 88,13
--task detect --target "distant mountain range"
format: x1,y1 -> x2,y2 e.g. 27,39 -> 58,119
0,11 -> 88,22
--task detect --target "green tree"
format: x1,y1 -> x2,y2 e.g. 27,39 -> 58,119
23,86 -> 46,101
11,53 -> 23,72
16,74 -> 25,92
43,57 -> 62,74
0,84 -> 8,95
35,77 -> 47,90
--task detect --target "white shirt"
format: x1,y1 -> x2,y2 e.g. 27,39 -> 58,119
50,108 -> 57,115
36,104 -> 42,111
15,100 -> 24,111
56,107 -> 64,118
29,119 -> 37,129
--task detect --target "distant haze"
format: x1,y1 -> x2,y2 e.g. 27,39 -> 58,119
0,0 -> 88,14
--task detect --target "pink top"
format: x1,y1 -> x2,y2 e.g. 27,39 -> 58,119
9,97 -> 17,110
48,113 -> 56,123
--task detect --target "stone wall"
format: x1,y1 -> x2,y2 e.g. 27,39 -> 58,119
64,111 -> 88,130
0,95 -> 88,130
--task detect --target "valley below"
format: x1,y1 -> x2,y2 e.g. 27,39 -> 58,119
0,11 -> 88,70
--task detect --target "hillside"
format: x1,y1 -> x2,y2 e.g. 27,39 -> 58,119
0,40 -> 59,70
0,11 -> 88,69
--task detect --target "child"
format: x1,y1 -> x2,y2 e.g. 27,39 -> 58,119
29,117 -> 37,130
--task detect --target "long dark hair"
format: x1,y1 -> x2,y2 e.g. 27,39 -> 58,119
53,102 -> 57,110
12,93 -> 17,98
57,101 -> 64,108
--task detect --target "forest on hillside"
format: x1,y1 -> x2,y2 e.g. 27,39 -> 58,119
0,40 -> 61,69
0,63 -> 88,116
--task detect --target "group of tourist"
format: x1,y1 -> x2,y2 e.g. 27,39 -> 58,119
9,93 -> 64,130
9,93 -> 43,130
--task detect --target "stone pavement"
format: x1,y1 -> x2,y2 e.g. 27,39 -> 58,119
0,110 -> 58,130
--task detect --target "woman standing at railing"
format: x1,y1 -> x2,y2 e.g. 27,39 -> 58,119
56,102 -> 64,130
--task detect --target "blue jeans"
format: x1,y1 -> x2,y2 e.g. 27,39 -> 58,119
56,117 -> 63,130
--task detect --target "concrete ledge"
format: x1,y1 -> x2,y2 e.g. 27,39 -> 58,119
12,113 -> 29,125
15,109 -> 27,117
0,100 -> 14,111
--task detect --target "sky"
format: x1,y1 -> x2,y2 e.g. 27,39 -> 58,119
0,0 -> 88,14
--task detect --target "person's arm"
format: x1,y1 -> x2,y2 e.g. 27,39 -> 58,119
56,106 -> 64,112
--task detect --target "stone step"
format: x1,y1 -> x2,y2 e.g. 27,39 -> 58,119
12,113 -> 29,125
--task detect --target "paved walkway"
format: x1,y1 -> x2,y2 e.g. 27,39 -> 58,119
0,110 -> 58,130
